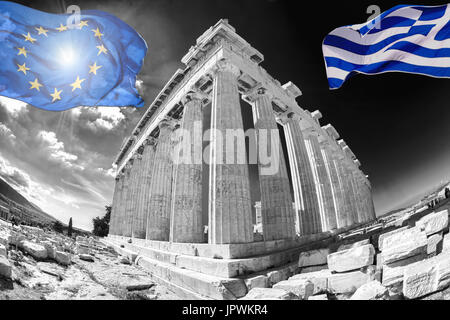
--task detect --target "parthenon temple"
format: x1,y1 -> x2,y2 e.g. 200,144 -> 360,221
106,19 -> 376,299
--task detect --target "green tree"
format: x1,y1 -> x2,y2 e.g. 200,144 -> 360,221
68,217 -> 73,237
53,220 -> 63,233
92,205 -> 111,237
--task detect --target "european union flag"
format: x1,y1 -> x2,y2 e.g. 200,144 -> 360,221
0,1 -> 147,111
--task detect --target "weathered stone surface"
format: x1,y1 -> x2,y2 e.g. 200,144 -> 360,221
244,275 -> 268,291
55,251 -> 71,266
443,233 -> 450,252
41,241 -> 56,260
337,239 -> 370,252
427,232 -> 443,255
241,288 -> 299,300
300,264 -> 328,274
379,227 -> 427,265
266,265 -> 293,286
20,240 -> 47,260
350,280 -> 389,300
416,210 -> 448,236
290,269 -> 331,294
308,294 -> 328,300
327,266 -> 375,294
79,254 -> 95,262
0,255 -> 12,279
327,244 -> 375,272
403,260 -> 437,299
0,243 -> 6,257
298,248 -> 329,268
378,226 -> 408,251
272,279 -> 314,299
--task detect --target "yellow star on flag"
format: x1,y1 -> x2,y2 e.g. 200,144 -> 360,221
35,26 -> 49,36
50,88 -> 62,102
96,44 -> 108,56
78,20 -> 89,29
29,78 -> 43,91
70,76 -> 85,92
89,62 -> 102,75
23,32 -> 36,43
91,27 -> 103,39
17,47 -> 28,58
17,63 -> 30,75
56,24 -> 68,32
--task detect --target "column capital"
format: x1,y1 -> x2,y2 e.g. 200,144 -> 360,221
181,90 -> 207,105
158,117 -> 179,132
322,124 -> 340,140
213,59 -> 240,77
302,126 -> 319,138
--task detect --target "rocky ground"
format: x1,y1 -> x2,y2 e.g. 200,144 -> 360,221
242,198 -> 450,300
0,221 -> 181,300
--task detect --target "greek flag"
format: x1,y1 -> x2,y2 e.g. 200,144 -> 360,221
323,4 -> 450,89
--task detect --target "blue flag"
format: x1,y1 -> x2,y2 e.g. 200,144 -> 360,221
0,1 -> 147,111
323,4 -> 450,89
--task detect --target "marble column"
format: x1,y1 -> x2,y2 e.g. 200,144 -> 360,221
283,113 -> 322,235
321,141 -> 346,229
146,119 -> 176,241
130,154 -> 144,238
333,154 -> 352,227
170,92 -> 204,243
121,163 -> 133,236
208,60 -> 253,244
250,89 -> 295,240
109,175 -> 122,236
134,138 -> 156,239
346,165 -> 364,224
304,130 -> 337,231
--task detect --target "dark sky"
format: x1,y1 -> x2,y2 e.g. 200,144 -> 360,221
1,0 -> 449,229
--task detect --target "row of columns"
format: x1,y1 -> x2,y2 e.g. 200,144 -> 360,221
109,59 -> 376,244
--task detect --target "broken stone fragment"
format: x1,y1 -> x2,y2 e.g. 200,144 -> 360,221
337,239 -> 370,252
272,278 -> 314,300
327,244 -> 375,273
241,287 -> 299,300
0,243 -> 7,258
350,280 -> 389,300
0,255 -> 11,279
20,240 -> 48,260
55,251 -> 71,266
378,226 -> 409,251
427,232 -> 443,256
289,269 -> 331,294
244,275 -> 268,291
298,248 -> 329,268
378,227 -> 427,265
416,210 -> 448,236
327,266 -> 376,294
79,254 -> 95,262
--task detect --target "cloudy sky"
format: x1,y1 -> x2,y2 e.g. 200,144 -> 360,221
1,0 -> 449,230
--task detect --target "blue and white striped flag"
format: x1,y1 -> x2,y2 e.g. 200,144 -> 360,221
323,4 -> 450,89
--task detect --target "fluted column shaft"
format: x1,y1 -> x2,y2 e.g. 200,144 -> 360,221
305,132 -> 337,231
170,94 -> 204,243
251,90 -> 295,240
130,155 -> 144,238
121,164 -> 133,236
208,61 -> 253,244
284,116 -> 322,235
109,175 -> 122,235
134,139 -> 156,239
146,120 -> 175,241
333,155 -> 352,227
321,143 -> 346,229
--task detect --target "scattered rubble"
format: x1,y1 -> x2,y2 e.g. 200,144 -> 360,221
0,222 -> 182,300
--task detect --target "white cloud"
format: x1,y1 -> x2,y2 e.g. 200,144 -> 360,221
0,96 -> 28,117
38,130 -> 83,169
0,122 -> 16,140
97,167 -> 116,177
